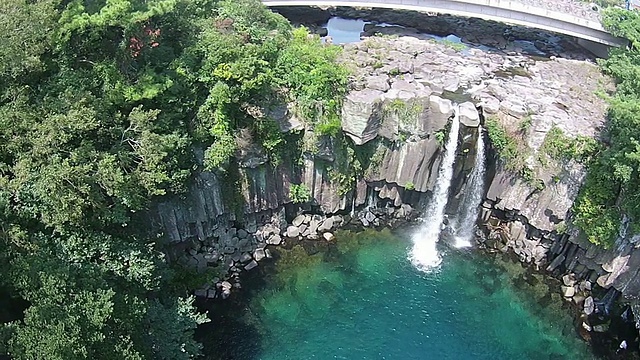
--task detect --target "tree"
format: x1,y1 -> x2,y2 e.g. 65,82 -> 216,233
0,0 -> 347,357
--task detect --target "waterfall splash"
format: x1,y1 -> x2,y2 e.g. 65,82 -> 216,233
409,106 -> 460,272
453,126 -> 486,248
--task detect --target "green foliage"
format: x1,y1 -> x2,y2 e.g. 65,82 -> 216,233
316,115 -> 342,136
519,115 -> 532,133
385,98 -> 423,126
275,27 -> 349,127
0,0 -> 58,79
329,168 -> 354,197
440,39 -> 467,51
568,9 -> 640,247
289,184 -> 312,204
434,129 -> 446,146
556,221 -> 568,234
362,139 -> 388,178
485,117 -> 527,172
602,8 -> 640,50
540,126 -> 599,163
588,0 -> 624,8
0,0 -> 349,357
555,11 -> 638,246
404,182 -> 415,191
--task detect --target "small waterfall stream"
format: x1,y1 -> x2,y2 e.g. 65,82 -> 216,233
409,106 -> 460,272
453,126 -> 486,248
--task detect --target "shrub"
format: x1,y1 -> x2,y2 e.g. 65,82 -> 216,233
289,183 -> 311,204
540,126 -> 599,163
485,117 -> 527,172
440,39 -> 467,51
434,129 -> 446,146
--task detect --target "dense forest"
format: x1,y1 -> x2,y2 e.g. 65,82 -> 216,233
0,0 -> 345,358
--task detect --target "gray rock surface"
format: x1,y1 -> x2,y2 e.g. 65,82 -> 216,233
341,89 -> 385,145
286,226 -> 300,238
584,296 -> 595,315
458,102 -> 480,128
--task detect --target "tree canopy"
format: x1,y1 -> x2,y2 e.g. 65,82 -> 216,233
0,0 -> 347,358
573,8 -> 640,247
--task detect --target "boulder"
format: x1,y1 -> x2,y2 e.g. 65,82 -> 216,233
318,217 -> 334,232
244,260 -> 258,271
292,214 -> 306,227
341,89 -> 385,145
428,95 -> 453,132
593,324 -> 609,332
266,234 -> 282,245
253,248 -> 266,262
286,226 -> 300,238
367,75 -> 390,92
458,101 -> 480,128
562,274 -> 576,287
239,252 -> 252,263
561,285 -> 575,298
365,211 -> 376,223
323,232 -> 335,241
584,296 -> 595,315
308,219 -> 320,234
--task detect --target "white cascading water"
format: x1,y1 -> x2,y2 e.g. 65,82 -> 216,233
453,126 -> 486,248
409,106 -> 460,272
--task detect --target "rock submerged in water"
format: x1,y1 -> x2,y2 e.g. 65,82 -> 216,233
244,260 -> 258,271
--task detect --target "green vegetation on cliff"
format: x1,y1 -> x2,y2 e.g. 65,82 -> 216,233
0,0 -> 346,358
573,8 -> 640,247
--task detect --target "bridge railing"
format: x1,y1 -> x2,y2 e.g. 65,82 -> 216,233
263,0 -> 627,45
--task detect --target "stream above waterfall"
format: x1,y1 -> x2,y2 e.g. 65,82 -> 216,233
197,229 -> 597,359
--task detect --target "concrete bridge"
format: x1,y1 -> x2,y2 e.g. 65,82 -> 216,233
262,0 -> 627,47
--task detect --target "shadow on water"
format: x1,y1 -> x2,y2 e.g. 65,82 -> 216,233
195,265 -> 271,360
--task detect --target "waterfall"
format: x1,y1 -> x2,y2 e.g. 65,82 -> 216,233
365,188 -> 376,211
409,106 -> 460,272
453,126 -> 486,248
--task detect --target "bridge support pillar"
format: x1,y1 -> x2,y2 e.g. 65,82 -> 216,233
577,38 -> 613,58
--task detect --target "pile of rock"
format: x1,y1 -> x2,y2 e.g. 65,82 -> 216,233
560,273 -> 591,303
283,213 -> 343,241
358,203 -> 414,228
187,195 -> 418,299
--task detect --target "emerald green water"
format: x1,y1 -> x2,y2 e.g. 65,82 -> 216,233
204,229 -> 597,360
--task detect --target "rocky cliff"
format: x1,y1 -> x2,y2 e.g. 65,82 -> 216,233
151,29 -> 640,323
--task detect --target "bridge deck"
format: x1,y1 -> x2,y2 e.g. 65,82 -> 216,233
262,0 -> 627,46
